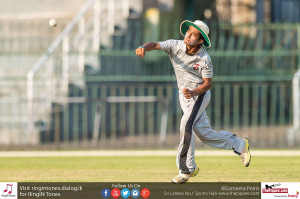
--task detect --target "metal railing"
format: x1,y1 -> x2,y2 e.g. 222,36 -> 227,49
26,0 -> 101,144
0,3 -> 297,148
38,78 -> 293,148
26,0 -> 133,145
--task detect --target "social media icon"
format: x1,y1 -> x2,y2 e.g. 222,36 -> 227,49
121,188 -> 130,198
141,188 -> 150,198
131,188 -> 140,198
111,188 -> 121,198
101,188 -> 110,198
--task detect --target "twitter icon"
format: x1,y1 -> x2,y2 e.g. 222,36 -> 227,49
121,188 -> 130,198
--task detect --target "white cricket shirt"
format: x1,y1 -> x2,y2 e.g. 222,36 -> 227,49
158,40 -> 213,91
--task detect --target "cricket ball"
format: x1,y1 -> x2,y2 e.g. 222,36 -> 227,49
49,19 -> 57,27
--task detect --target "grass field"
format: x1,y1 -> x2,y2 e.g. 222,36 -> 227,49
1,154 -> 299,182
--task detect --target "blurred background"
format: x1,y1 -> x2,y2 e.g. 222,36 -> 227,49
0,0 -> 299,150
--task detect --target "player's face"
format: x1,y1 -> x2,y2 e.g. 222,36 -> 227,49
184,26 -> 204,46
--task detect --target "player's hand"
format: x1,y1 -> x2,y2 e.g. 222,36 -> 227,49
183,88 -> 195,99
135,46 -> 145,58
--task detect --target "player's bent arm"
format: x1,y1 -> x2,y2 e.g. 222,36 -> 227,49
182,78 -> 212,99
135,42 -> 161,58
192,78 -> 212,96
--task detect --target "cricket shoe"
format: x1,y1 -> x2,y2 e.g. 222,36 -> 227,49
172,166 -> 199,184
240,138 -> 251,167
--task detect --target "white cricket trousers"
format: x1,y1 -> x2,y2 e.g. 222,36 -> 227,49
176,90 -> 246,174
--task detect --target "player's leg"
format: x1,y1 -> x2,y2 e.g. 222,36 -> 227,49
173,92 -> 206,183
173,132 -> 198,183
193,111 -> 245,152
176,128 -> 198,171
193,110 -> 251,167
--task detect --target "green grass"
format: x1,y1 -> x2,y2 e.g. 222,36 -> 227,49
0,156 -> 299,182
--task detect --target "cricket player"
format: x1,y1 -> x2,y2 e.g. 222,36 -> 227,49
135,20 -> 251,184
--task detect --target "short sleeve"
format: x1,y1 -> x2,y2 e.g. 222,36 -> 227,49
201,59 -> 213,78
158,39 -> 179,55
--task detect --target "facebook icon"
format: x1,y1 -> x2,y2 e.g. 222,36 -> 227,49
101,188 -> 110,198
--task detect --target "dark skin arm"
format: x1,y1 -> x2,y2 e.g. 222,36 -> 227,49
183,78 -> 212,99
135,42 -> 161,58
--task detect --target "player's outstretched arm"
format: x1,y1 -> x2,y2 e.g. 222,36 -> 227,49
135,42 -> 161,58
